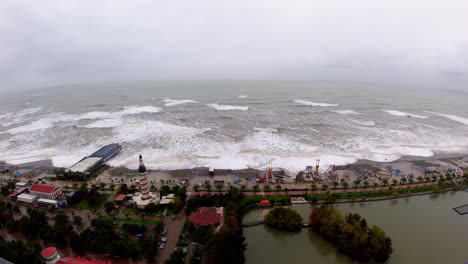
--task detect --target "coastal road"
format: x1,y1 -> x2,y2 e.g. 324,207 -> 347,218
155,208 -> 187,264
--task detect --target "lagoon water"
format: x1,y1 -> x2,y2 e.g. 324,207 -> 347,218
244,192 -> 468,264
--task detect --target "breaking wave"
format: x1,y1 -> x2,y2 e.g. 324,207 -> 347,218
162,98 -> 197,106
207,104 -> 248,111
294,100 -> 338,107
427,111 -> 468,126
333,109 -> 360,115
238,95 -> 248,99
382,110 -> 428,119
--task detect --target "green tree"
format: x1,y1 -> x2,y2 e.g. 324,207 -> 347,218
353,180 -> 361,189
205,183 -> 212,192
265,207 -> 303,231
193,184 -> 199,192
263,184 -> 271,192
275,184 -> 282,191
253,185 -> 260,192
332,181 -> 338,190
342,182 -> 349,189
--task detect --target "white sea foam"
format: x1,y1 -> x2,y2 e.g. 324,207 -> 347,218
238,95 -> 248,99
162,98 -> 197,106
349,119 -> 375,126
207,104 -> 248,111
382,110 -> 428,119
333,110 -> 360,115
426,111 -> 468,126
294,100 -> 338,107
83,119 -> 123,128
253,127 -> 278,133
119,106 -> 161,115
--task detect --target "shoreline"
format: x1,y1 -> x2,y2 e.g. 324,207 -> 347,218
2,152 -> 467,178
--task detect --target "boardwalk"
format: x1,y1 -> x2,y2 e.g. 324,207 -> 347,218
190,182 -> 437,197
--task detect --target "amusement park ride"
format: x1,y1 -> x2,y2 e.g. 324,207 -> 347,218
303,159 -> 336,182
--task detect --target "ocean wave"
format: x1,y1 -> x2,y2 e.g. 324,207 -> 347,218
294,100 -> 338,107
253,127 -> 278,133
426,111 -> 468,126
238,95 -> 248,99
349,119 -> 375,126
162,98 -> 197,106
382,110 -> 428,119
83,118 -> 122,128
207,104 -> 248,111
333,109 -> 360,115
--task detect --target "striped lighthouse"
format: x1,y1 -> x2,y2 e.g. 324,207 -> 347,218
138,155 -> 150,200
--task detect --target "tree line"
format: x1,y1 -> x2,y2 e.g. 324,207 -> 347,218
310,205 -> 393,262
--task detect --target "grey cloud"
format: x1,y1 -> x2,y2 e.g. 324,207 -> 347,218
0,0 -> 467,91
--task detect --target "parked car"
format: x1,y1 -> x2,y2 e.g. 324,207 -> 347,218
159,243 -> 165,250
160,237 -> 167,243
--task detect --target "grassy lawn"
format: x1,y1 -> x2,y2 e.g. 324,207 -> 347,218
99,216 -> 161,225
77,193 -> 110,210
122,207 -> 139,215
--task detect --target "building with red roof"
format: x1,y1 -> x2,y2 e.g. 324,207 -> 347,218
29,184 -> 63,200
41,247 -> 112,264
114,194 -> 127,203
188,207 -> 223,228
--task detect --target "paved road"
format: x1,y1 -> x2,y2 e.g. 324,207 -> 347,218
155,209 -> 187,264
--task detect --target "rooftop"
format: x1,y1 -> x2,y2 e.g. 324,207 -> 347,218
29,184 -> 58,194
115,194 -> 126,202
188,207 -> 223,227
41,247 -> 57,258
89,143 -> 121,158
69,157 -> 102,173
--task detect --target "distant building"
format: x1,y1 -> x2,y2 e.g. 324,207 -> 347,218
41,247 -> 111,264
29,184 -> 63,200
66,144 -> 122,179
188,207 -> 224,231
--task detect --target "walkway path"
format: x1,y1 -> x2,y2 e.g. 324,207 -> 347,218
190,182 -> 437,197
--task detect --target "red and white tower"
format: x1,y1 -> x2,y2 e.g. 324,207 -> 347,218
138,155 -> 150,200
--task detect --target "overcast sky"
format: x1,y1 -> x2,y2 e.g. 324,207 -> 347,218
1,1 -> 467,91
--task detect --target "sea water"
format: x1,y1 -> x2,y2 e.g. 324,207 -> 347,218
0,81 -> 467,173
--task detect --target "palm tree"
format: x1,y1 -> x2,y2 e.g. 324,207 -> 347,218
215,184 -> 223,192
373,182 -> 378,188
425,176 -> 431,183
140,212 -> 146,222
353,180 -> 361,189
392,179 -> 398,186
322,184 -> 328,191
241,184 -> 247,192
342,182 -> 349,189
431,175 -> 437,182
253,185 -> 260,192
275,184 -> 282,192
364,181 -> 369,188
263,184 -> 271,192
333,181 -> 338,190
417,176 -> 423,183
124,212 -> 129,220
193,185 -> 199,192
382,179 -> 389,187
401,178 -> 407,185
409,178 -> 414,185
206,183 -> 212,192
311,184 -> 318,191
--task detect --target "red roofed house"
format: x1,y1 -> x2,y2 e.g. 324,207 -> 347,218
29,184 -> 63,200
188,207 -> 224,230
42,247 -> 112,264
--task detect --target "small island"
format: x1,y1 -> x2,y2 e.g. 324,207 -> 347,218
310,205 -> 393,263
264,207 -> 303,231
